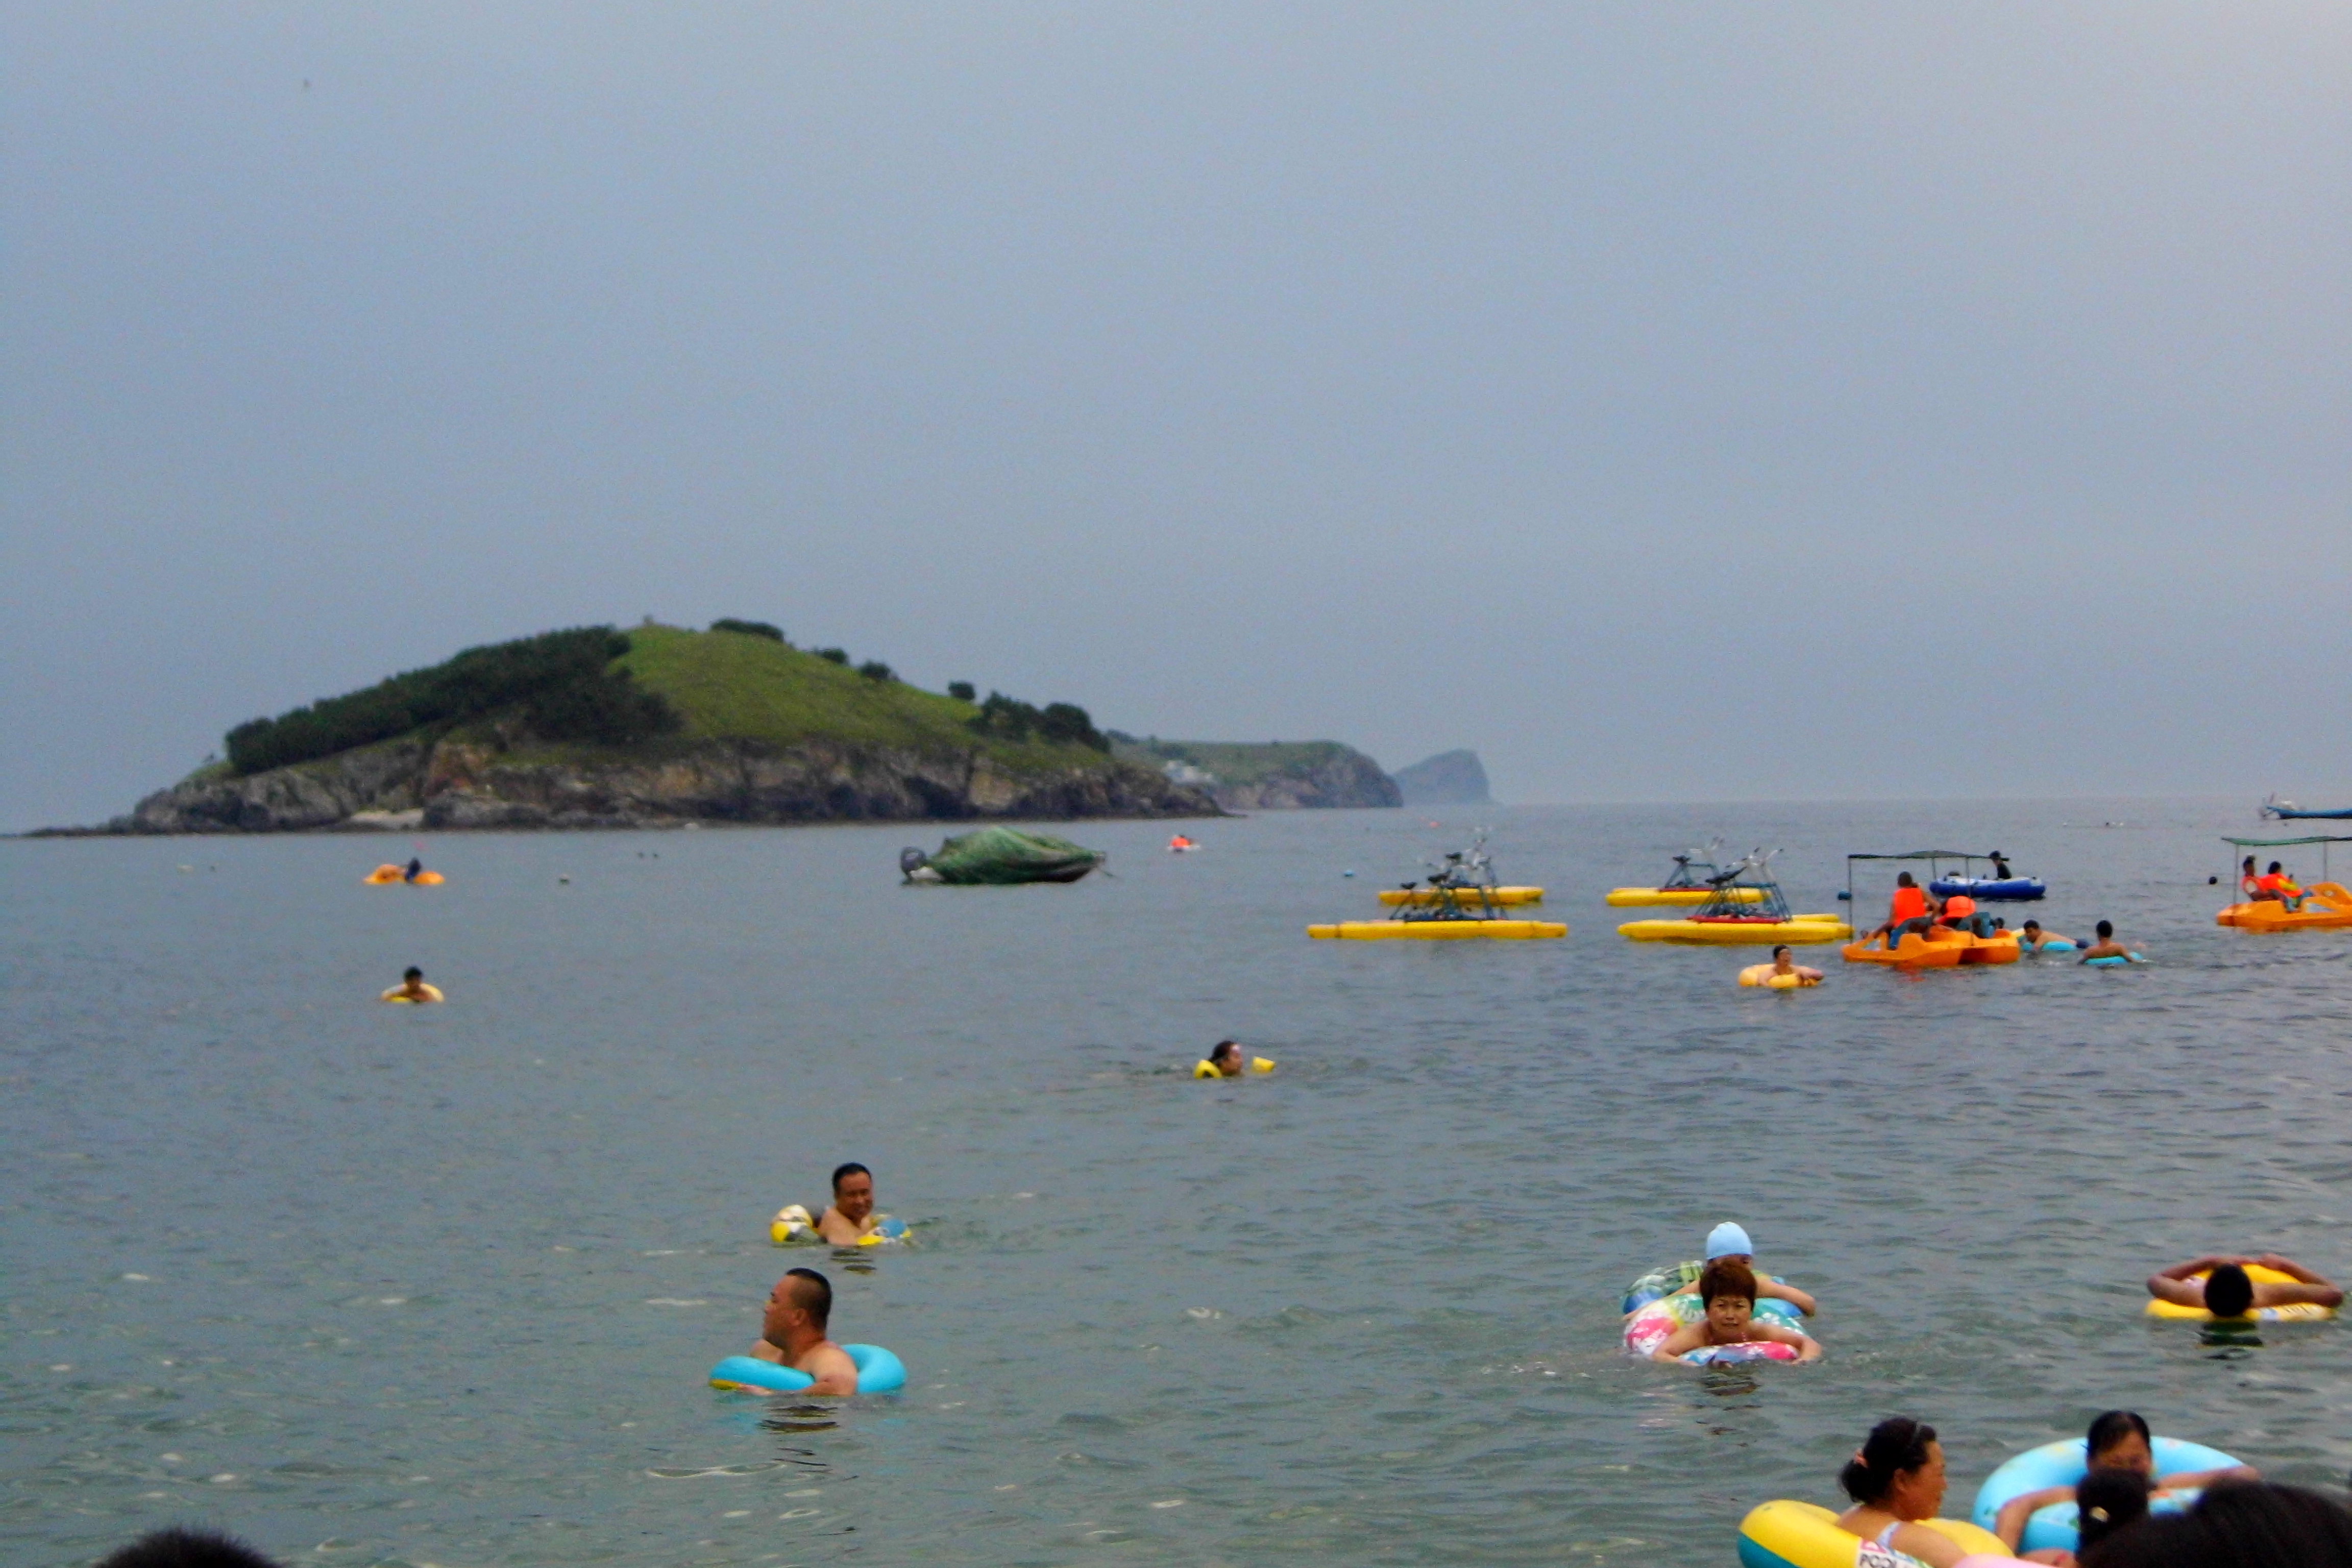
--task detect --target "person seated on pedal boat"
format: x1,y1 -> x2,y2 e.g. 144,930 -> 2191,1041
2147,1255 -> 2342,1315
2240,855 -> 2269,901
1661,1221 -> 1818,1316
2255,861 -> 2308,911
1938,892 -> 1994,938
1867,872 -> 1936,948
1991,1410 -> 2257,1562
1648,1258 -> 1821,1363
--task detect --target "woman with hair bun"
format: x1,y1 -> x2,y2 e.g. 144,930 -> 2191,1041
1835,1417 -> 1973,1566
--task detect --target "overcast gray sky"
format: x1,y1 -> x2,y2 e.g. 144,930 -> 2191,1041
6,3 -> 2348,830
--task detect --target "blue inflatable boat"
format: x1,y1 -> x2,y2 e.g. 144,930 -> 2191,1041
1929,875 -> 2046,901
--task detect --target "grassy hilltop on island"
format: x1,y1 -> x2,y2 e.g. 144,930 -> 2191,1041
100,622 -> 1214,833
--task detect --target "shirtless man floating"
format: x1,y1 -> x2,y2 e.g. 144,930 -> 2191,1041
2146,1254 -> 2342,1317
747,1268 -> 860,1395
817,1163 -> 883,1245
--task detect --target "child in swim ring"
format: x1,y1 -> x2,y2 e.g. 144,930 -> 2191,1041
1648,1258 -> 1821,1363
1993,1410 -> 2255,1561
1764,944 -> 1823,984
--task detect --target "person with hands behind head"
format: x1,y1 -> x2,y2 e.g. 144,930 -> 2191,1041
2146,1254 -> 2342,1316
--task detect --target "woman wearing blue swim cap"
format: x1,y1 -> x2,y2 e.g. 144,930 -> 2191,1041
1665,1222 -> 1817,1317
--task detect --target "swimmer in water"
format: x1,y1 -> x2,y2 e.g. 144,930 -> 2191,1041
2146,1254 -> 2343,1316
1993,1410 -> 2257,1562
747,1267 -> 860,1395
2018,920 -> 2072,953
1650,1258 -> 1821,1363
379,966 -> 443,1002
2078,920 -> 2140,963
1208,1040 -> 1248,1077
1765,944 -> 1824,985
403,856 -> 425,884
816,1163 -> 883,1245
1833,1418 -> 1968,1566
1664,1221 -> 1818,1316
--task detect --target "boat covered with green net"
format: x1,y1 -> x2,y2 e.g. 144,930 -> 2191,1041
899,827 -> 1106,885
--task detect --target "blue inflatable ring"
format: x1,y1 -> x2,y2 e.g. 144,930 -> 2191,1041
2085,952 -> 2146,967
1971,1436 -> 2241,1556
708,1345 -> 906,1394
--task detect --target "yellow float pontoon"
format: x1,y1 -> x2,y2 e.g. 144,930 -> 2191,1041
1379,885 -> 1545,906
1605,886 -> 1764,907
1619,916 -> 1849,944
1614,847 -> 1847,943
1311,919 -> 1565,940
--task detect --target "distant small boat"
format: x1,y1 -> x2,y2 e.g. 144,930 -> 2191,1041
2261,794 -> 2352,821
1927,875 -> 2046,902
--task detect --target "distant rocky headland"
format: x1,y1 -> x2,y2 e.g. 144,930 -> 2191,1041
45,623 -> 1424,834
1392,748 -> 1493,806
1109,738 -> 1403,811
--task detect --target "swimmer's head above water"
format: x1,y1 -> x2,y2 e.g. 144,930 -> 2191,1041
1209,1040 -> 1245,1076
1699,1257 -> 1757,1334
1705,1221 -> 1754,1262
829,1163 -> 874,1225
2203,1264 -> 2256,1320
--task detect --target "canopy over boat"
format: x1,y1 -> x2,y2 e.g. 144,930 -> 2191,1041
2222,834 -> 2352,885
1846,849 -> 2043,905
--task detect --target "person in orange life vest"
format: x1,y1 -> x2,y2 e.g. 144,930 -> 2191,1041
1867,872 -> 1935,949
2256,861 -> 2306,911
1938,892 -> 1993,938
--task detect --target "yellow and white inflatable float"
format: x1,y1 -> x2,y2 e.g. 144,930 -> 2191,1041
2144,1263 -> 2339,1322
1310,919 -> 1566,940
1737,1500 -> 2019,1568
1378,886 -> 1545,906
1194,1057 -> 1276,1077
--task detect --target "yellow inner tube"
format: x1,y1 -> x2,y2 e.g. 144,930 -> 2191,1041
1309,920 -> 1567,940
1618,917 -> 1850,945
379,984 -> 445,1003
2145,1263 -> 2338,1321
1738,1500 -> 2005,1568
1605,886 -> 1767,907
1738,964 -> 1816,988
1378,886 -> 1544,906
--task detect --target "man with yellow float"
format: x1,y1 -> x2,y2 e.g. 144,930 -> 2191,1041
379,966 -> 443,1003
1195,1039 -> 1275,1077
770,1162 -> 910,1246
2145,1253 -> 2341,1319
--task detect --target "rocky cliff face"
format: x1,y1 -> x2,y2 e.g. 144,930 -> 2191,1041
1392,749 -> 1492,806
1200,752 -> 1401,812
99,736 -> 1219,833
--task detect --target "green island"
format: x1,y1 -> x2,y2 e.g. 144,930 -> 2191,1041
72,623 -> 1400,834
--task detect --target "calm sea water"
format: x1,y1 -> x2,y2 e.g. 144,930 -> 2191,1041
8,800 -> 2352,1568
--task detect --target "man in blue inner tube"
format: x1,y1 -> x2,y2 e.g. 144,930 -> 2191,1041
2078,920 -> 2142,964
747,1268 -> 860,1394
